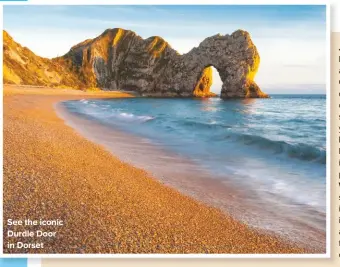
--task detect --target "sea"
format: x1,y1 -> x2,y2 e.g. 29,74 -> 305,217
59,94 -> 326,251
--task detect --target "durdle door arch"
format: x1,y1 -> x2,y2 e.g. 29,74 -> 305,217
161,30 -> 268,98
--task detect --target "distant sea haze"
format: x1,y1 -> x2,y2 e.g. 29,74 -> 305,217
62,94 -> 326,250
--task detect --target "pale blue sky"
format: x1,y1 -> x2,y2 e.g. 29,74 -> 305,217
0,259 -> 27,267
4,5 -> 326,94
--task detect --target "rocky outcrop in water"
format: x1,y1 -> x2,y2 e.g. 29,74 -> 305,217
3,28 -> 268,98
158,30 -> 266,98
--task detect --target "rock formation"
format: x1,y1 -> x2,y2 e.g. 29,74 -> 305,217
3,30 -> 84,89
158,30 -> 267,98
3,29 -> 268,98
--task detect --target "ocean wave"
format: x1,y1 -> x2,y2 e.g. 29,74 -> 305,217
229,133 -> 326,164
115,112 -> 154,123
180,120 -> 231,130
282,118 -> 325,124
72,101 -> 155,123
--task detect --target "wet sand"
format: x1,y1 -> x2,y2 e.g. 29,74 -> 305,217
4,85 -> 310,254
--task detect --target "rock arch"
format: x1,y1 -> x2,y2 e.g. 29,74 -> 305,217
156,30 -> 267,98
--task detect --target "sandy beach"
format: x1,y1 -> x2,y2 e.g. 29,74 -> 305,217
3,85 -> 310,254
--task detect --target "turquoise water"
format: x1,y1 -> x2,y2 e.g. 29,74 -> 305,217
62,94 -> 326,248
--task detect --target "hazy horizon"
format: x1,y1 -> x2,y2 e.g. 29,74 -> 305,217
4,5 -> 327,94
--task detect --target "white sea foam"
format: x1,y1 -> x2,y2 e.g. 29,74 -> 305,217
117,112 -> 154,122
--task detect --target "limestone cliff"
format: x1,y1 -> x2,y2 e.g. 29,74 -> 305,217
3,29 -> 268,98
3,30 -> 84,89
63,28 -> 179,93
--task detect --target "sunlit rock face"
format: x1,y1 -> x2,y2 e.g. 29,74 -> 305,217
3,30 -> 82,88
192,67 -> 216,97
63,28 -> 180,93
4,28 -> 268,98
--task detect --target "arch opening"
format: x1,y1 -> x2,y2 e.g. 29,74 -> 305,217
210,66 -> 223,96
193,66 -> 223,97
